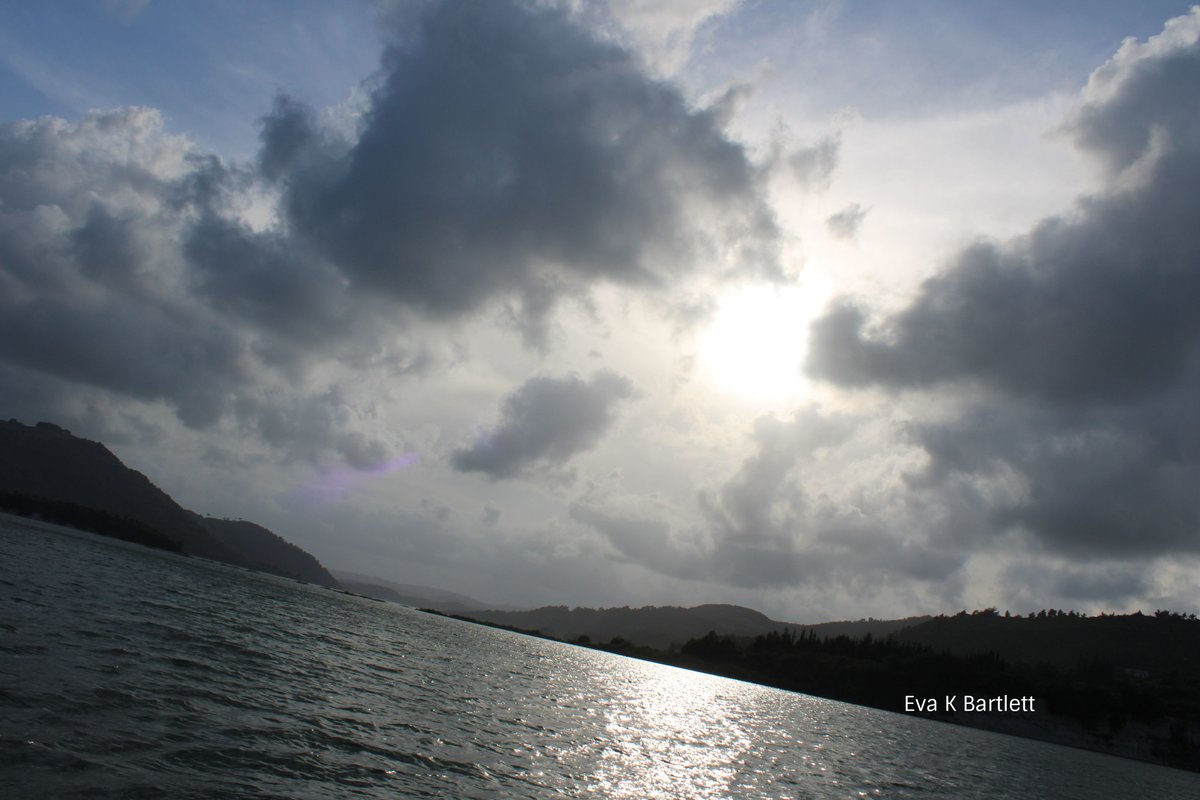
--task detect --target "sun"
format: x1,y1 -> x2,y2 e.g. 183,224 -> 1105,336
697,282 -> 826,404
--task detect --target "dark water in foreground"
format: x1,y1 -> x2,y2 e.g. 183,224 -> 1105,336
1,516 -> 1197,799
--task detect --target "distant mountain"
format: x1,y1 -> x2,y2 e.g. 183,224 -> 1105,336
461,604 -> 929,649
331,570 -> 496,611
0,419 -> 338,588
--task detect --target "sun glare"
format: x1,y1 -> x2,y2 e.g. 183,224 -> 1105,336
697,283 -> 825,404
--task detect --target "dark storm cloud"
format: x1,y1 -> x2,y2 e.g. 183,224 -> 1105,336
1001,561 -> 1151,605
1054,566 -> 1150,603
184,213 -> 362,357
240,388 -> 393,469
807,13 -> 1200,562
1067,15 -> 1200,176
808,16 -> 1200,404
256,94 -> 325,184
0,111 -> 249,428
260,0 -> 780,326
0,0 -> 781,467
0,110 -> 398,461
807,175 -> 1200,403
452,371 -> 634,480
0,293 -> 244,428
906,382 -> 1200,557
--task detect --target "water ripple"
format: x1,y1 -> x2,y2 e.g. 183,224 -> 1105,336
2,518 -> 1198,799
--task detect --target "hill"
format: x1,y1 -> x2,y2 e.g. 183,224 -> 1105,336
0,419 -> 338,588
894,608 -> 1200,675
0,420 -> 241,562
462,604 -> 928,649
198,516 -> 338,588
0,491 -> 182,553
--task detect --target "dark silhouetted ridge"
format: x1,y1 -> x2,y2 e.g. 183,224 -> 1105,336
197,515 -> 338,588
461,603 -> 928,649
0,418 -> 338,588
0,419 -> 241,562
893,608 -> 1200,675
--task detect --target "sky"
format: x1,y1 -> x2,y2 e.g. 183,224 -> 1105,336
2,0 -> 1198,622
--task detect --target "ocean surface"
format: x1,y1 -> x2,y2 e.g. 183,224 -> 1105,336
2,515 -> 1197,799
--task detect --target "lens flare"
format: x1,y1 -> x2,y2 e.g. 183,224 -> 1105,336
292,451 -> 420,509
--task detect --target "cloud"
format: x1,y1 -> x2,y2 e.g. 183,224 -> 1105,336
571,394 -> 1192,613
825,202 -> 868,240
577,28 -> 1200,599
572,0 -> 741,76
786,135 -> 840,191
905,391 -> 1200,558
452,370 -> 635,480
259,0 -> 781,333
183,213 -> 366,363
569,499 -> 701,578
694,408 -> 967,591
0,109 -> 247,428
1068,8 -> 1200,177
0,108 -> 405,464
1050,565 -> 1150,604
808,10 -> 1200,404
573,407 -> 966,602
0,0 -> 783,468
806,9 -> 1200,562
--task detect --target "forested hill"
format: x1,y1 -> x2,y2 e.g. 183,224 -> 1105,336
461,604 -> 1199,677
196,515 -> 339,588
463,604 -> 929,649
895,608 -> 1200,674
0,419 -> 338,588
0,419 -> 240,563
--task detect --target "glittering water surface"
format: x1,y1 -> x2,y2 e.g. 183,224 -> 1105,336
2,516 -> 1197,799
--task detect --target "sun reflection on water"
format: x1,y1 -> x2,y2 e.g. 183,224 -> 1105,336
580,659 -> 757,799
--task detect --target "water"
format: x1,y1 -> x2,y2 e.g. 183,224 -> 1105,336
1,515 -> 1196,799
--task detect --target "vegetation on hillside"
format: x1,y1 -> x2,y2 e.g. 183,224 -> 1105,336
1,418 -> 340,588
1,490 -> 182,553
462,603 -> 928,649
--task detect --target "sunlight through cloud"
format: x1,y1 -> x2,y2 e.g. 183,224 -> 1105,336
697,282 -> 828,404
